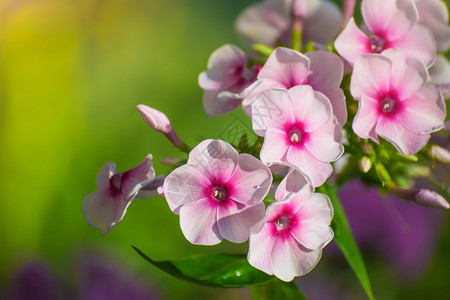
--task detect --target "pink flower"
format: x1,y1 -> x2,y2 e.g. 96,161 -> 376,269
247,176 -> 333,282
236,0 -> 342,49
83,155 -> 164,235
163,139 -> 272,245
414,0 -> 450,52
429,55 -> 450,99
198,44 -> 258,117
243,47 -> 347,125
251,86 -> 343,187
335,0 -> 436,67
351,50 -> 446,155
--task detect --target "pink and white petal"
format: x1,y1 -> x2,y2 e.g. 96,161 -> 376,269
236,3 -> 287,46
430,55 -> 450,86
287,147 -> 333,187
275,169 -> 312,202
202,90 -> 242,117
251,88 -> 294,135
288,86 -> 332,132
306,51 -> 344,93
217,202 -> 266,243
389,24 -> 436,67
82,190 -> 127,235
305,118 -> 344,162
179,198 -> 222,245
163,164 -> 210,213
135,175 -> 165,199
248,224 -> 276,275
291,193 -> 334,250
334,18 -> 372,65
258,48 -> 310,87
415,0 -> 450,51
376,117 -> 431,155
260,127 -> 291,166
320,88 -> 347,126
271,236 -> 322,281
303,0 -> 342,45
96,162 -> 115,189
122,155 -> 156,198
188,139 -> 239,182
243,78 -> 288,117
230,154 -> 272,206
396,85 -> 446,134
362,0 -> 418,40
199,44 -> 246,91
352,96 -> 380,141
350,54 -> 392,100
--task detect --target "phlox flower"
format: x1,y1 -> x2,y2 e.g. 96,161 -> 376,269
414,0 -> 450,52
251,85 -> 343,187
351,50 -> 446,155
248,172 -> 333,282
163,139 -> 272,245
236,0 -> 342,49
243,47 -> 347,125
198,44 -> 258,117
83,155 -> 164,235
429,55 -> 450,99
335,0 -> 436,67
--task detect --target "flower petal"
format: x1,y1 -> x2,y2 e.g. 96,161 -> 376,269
202,90 -> 242,117
121,154 -> 156,199
248,222 -> 276,276
305,118 -> 344,162
275,169 -> 313,202
334,18 -> 371,65
352,95 -> 380,142
96,162 -> 115,189
303,0 -> 342,45
415,0 -> 450,51
260,127 -> 290,166
179,198 -> 222,245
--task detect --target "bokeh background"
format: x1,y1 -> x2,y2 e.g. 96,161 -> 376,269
0,0 -> 449,299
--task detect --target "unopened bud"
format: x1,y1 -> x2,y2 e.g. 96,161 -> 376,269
362,142 -> 373,154
414,189 -> 449,209
160,157 -> 185,168
359,156 -> 371,173
429,145 -> 450,164
375,163 -> 391,185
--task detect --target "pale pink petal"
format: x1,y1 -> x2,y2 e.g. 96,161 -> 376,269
350,54 -> 392,100
135,175 -> 165,199
275,169 -> 312,202
362,0 -> 418,40
242,78 -> 287,116
414,189 -> 450,209
258,47 -> 310,88
137,105 -> 172,134
251,88 -> 294,135
248,223 -> 276,275
306,51 -> 347,125
96,162 -> 115,190
260,127 -> 291,166
396,85 -> 446,134
389,24 -> 436,67
187,139 -> 238,182
376,116 -> 431,155
305,118 -> 344,162
303,0 -> 342,45
290,193 -> 334,250
334,18 -> 372,65
271,236 -> 322,281
430,55 -> 450,86
163,164 -> 210,213
415,0 -> 450,51
288,86 -> 332,132
352,95 -> 380,142
202,90 -> 242,117
121,154 -> 156,198
217,202 -> 266,243
287,147 -> 333,187
230,154 -> 272,205
179,198 -> 222,245
199,44 -> 246,91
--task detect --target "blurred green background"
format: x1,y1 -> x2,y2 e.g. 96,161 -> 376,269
0,0 -> 449,299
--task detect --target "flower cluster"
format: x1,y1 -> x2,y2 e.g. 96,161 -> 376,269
83,0 -> 450,288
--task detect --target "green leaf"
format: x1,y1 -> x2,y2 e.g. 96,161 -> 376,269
132,246 -> 274,288
250,280 -> 307,300
318,183 -> 375,300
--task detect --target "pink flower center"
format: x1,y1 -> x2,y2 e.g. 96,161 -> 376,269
370,36 -> 386,53
212,185 -> 228,202
275,215 -> 292,230
288,126 -> 305,145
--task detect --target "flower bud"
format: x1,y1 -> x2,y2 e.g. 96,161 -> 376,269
429,145 -> 450,164
414,189 -> 449,209
358,156 -> 372,173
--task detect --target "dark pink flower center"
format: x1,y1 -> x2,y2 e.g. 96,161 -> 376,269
275,214 -> 292,230
381,98 -> 395,113
212,185 -> 228,202
289,127 -> 304,144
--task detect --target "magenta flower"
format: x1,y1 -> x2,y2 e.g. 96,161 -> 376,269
163,139 -> 272,245
351,50 -> 446,155
243,47 -> 347,125
198,44 -> 258,117
335,0 -> 436,67
83,155 -> 164,235
248,178 -> 334,282
251,86 -> 343,187
236,0 -> 342,49
414,0 -> 450,52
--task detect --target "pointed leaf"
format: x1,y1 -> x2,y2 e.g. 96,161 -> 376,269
249,280 -> 307,300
